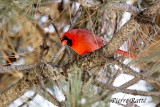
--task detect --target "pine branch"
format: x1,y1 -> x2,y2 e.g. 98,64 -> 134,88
0,70 -> 38,107
0,1 -> 160,107
100,68 -> 159,101
96,81 -> 160,96
107,2 -> 142,15
110,58 -> 160,84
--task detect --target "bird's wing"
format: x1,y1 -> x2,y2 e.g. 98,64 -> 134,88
95,36 -> 107,47
75,29 -> 107,47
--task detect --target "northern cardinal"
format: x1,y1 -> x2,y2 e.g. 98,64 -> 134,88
61,29 -> 136,59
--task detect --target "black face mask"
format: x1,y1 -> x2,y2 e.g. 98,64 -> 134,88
61,36 -> 72,46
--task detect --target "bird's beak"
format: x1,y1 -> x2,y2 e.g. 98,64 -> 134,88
61,40 -> 67,46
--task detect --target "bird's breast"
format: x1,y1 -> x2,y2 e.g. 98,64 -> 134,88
71,41 -> 100,56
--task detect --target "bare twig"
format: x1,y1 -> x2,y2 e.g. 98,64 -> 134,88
69,6 -> 82,30
109,58 -> 160,84
0,64 -> 37,74
34,31 -> 61,106
96,81 -> 160,96
49,16 -> 72,63
51,46 -> 65,64
36,84 -> 62,107
44,61 -> 66,98
19,93 -> 37,107
81,69 -> 99,94
100,68 -> 158,101
35,23 -> 56,43
37,34 -> 49,63
50,21 -> 61,39
108,69 -> 120,85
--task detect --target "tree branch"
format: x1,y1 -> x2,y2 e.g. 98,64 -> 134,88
0,71 -> 38,107
96,81 -> 160,96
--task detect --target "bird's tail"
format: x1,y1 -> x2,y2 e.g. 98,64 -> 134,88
116,49 -> 137,59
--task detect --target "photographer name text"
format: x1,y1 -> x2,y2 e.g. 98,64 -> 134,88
111,98 -> 147,103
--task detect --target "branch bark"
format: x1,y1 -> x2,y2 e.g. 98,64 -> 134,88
0,71 -> 38,107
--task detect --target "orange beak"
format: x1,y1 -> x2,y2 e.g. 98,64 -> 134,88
61,40 -> 68,46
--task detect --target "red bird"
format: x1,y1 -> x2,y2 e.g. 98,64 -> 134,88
61,29 -> 136,59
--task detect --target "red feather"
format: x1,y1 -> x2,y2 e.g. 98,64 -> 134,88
61,29 -> 136,59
